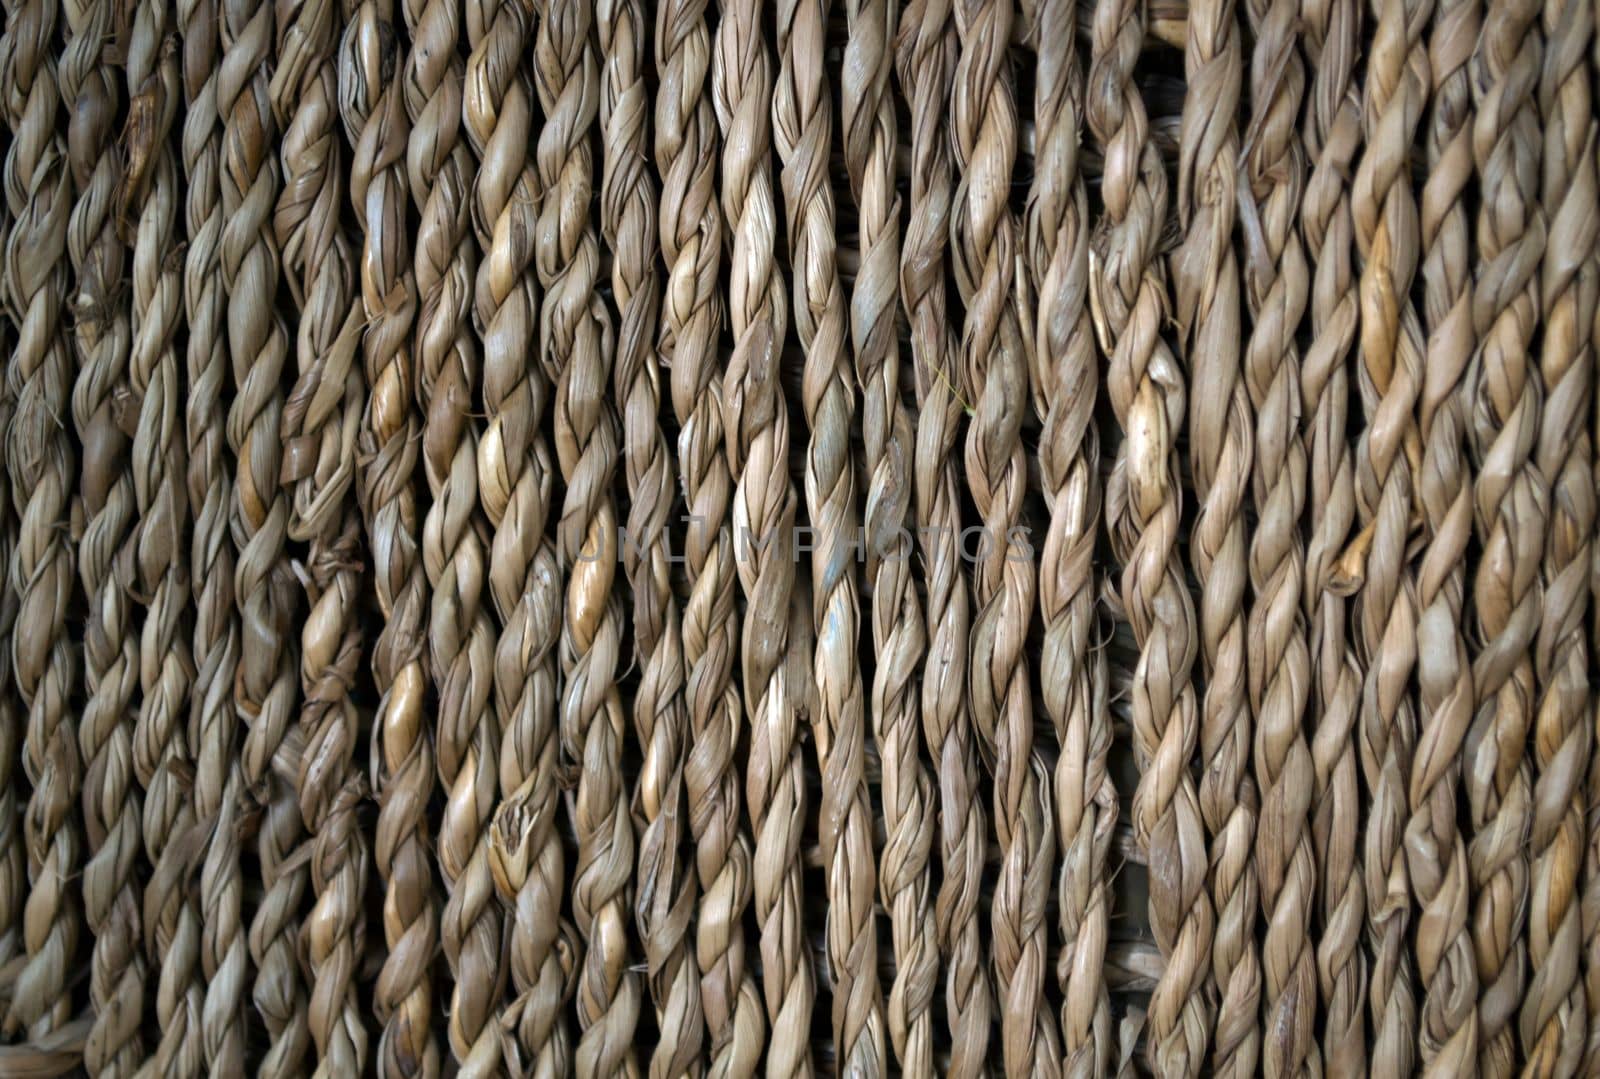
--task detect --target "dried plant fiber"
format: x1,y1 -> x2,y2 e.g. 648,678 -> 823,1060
0,0 -> 1594,1075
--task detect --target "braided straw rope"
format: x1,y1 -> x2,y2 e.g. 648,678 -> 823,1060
1351,0 -> 1428,1069
1088,0 -> 1213,1070
0,258 -> 15,996
0,601 -> 14,983
63,0 -> 142,1064
0,162 -> 17,981
704,0 -> 798,1065
1595,97 -> 1600,1059
1173,0 -> 1258,1069
278,0 -> 367,1070
1591,46 -> 1600,1068
1238,0 -> 1317,1070
0,10 -> 16,976
951,0 -> 1055,1071
468,0 -> 559,1071
219,0 -> 310,1071
1468,0 -> 1546,1069
772,0 -> 884,1069
0,0 -> 80,1041
181,0 -> 248,1067
347,6 -> 459,1077
1526,0 -> 1596,1058
1025,0 -> 1111,1073
606,0 -> 703,1070
1298,0 -> 1367,1068
124,14 -> 204,1076
707,0 -> 777,1068
623,0 -> 706,1067
475,14 -> 574,1076
398,0 -> 469,1070
845,0 -> 934,1070
1409,0 -> 1480,1065
896,4 -> 989,1073
533,1 -> 640,1070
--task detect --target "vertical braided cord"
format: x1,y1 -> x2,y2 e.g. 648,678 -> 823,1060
476,0 -> 573,1065
1239,0 -> 1316,1072
350,4 -> 464,1077
845,0 -> 935,1071
952,0 -> 1056,1071
1298,0 -> 1367,1068
0,0 -> 80,1043
1468,0 -> 1545,1069
219,1 -> 309,1072
125,13 -> 204,1076
1351,0 -> 1428,1070
0,519 -> 13,983
607,0 -> 704,1071
707,0 -> 777,1069
277,0 -> 367,1071
1529,0 -> 1597,1065
1088,0 -> 1214,1070
1409,0 -> 1481,1066
63,0 -> 141,1064
0,229 -> 17,989
1174,0 -> 1258,1070
698,0 -> 786,1067
1026,0 -> 1111,1072
0,0 -> 19,978
467,0 -> 557,1071
533,0 -> 640,1071
180,0 -> 248,1067
398,0 -> 468,1071
772,0 -> 883,1068
621,0 -> 706,1068
895,5 -> 989,1072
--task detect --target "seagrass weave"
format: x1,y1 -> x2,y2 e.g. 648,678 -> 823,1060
0,0 -> 1595,1074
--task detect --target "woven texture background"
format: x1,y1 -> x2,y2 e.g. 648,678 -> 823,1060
0,0 -> 1594,1074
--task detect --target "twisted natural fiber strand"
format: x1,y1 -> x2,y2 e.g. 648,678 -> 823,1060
606,0 -> 703,1071
1351,0 -> 1428,1069
1408,0 -> 1481,1065
951,0 -> 1055,1070
345,6 -> 455,1077
124,15 -> 204,1077
895,4 -> 989,1072
64,0 -> 142,1064
219,0 -> 310,1070
1025,0 -> 1111,1073
0,8 -> 17,979
845,0 -> 934,1071
1298,0 -> 1368,1068
276,0 -> 367,1070
0,168 -> 18,984
397,0 -> 471,1070
706,0 -> 778,1068
1088,0 -> 1214,1070
1467,0 -> 1546,1069
1238,0 -> 1317,1070
468,0 -> 560,1071
772,0 -> 884,1069
1173,0 -> 1258,1069
0,0 -> 81,1041
180,0 -> 248,1067
474,33 -> 573,1079
1526,0 -> 1596,1067
1587,36 -> 1600,1079
533,1 -> 640,1070
1590,28 -> 1600,1068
